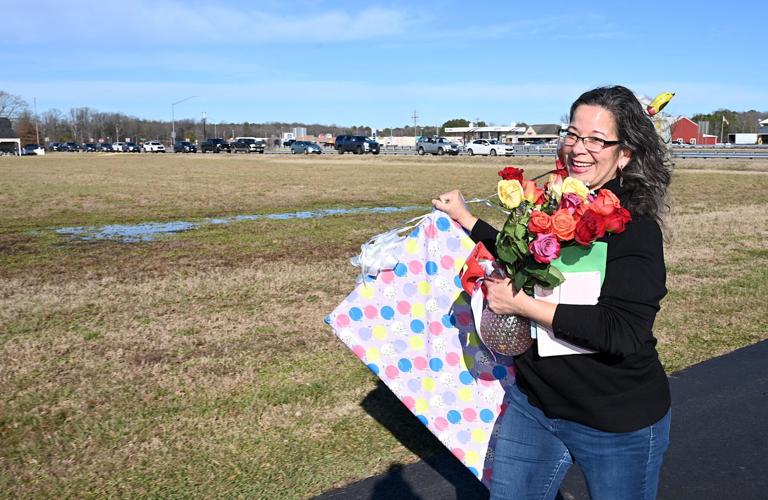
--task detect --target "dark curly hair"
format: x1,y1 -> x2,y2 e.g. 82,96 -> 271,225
569,85 -> 673,223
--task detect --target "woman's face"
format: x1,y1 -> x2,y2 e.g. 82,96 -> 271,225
564,104 -> 631,189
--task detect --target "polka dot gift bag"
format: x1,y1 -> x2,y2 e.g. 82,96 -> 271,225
325,211 -> 516,485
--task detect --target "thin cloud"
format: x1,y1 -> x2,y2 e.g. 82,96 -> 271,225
7,2 -> 410,46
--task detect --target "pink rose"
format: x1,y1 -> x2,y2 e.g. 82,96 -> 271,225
528,233 -> 561,264
560,192 -> 584,214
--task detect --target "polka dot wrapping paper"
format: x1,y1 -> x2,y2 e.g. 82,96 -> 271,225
326,211 -> 515,485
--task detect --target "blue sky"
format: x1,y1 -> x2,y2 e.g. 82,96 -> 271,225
3,0 -> 766,129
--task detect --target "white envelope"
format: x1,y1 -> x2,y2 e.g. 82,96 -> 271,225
534,271 -> 601,357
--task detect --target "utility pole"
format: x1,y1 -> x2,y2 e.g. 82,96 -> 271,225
411,110 -> 419,137
202,112 -> 207,140
172,95 -> 197,144
33,97 -> 40,145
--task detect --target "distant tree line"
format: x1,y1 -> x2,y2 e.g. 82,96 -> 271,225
691,109 -> 767,136
2,90 -> 764,146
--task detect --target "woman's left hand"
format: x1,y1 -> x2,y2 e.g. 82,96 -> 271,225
485,277 -> 530,316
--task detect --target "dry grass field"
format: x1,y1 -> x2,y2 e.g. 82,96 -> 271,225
1,153 -> 767,498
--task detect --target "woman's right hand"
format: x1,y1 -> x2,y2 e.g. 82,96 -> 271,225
431,190 -> 478,231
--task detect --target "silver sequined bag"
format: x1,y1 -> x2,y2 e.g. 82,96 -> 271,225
479,308 -> 533,356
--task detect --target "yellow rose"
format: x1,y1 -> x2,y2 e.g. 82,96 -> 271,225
548,174 -> 563,202
498,179 -> 524,209
561,177 -> 589,201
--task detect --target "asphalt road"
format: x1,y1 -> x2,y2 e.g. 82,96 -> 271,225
316,339 -> 768,500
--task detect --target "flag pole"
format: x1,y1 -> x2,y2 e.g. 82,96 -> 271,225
720,116 -> 724,144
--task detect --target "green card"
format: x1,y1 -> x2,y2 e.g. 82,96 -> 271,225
551,242 -> 608,286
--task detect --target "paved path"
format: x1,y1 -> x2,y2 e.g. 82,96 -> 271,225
317,340 -> 768,499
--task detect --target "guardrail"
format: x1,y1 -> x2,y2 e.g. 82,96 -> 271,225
262,145 -> 768,159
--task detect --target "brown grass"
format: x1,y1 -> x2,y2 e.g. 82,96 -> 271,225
1,153 -> 767,498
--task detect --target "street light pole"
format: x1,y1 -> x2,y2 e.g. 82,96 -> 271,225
171,96 -> 197,144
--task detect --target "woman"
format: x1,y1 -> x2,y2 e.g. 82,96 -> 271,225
433,85 -> 673,500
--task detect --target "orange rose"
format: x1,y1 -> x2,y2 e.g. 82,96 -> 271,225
528,210 -> 552,234
590,189 -> 621,216
550,209 -> 576,241
522,180 -> 545,205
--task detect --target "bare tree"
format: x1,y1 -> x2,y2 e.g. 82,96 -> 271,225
0,91 -> 29,119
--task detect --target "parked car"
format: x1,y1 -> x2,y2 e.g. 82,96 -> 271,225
60,141 -> 81,152
143,141 -> 166,153
125,142 -> 141,152
112,141 -> 127,152
48,142 -> 61,151
282,139 -> 296,147
173,141 -> 197,153
465,139 -> 514,157
98,142 -> 114,152
335,135 -> 380,154
290,141 -> 322,154
234,137 -> 266,153
230,140 -> 251,153
82,143 -> 98,152
22,144 -> 45,155
200,138 -> 230,153
416,136 -> 460,156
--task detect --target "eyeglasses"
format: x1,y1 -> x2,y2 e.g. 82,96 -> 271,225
562,131 -> 621,153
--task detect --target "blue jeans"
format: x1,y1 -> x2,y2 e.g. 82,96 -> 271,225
490,383 -> 671,500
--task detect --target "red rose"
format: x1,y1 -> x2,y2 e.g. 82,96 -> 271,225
498,166 -> 524,182
554,158 -> 568,179
575,210 -> 606,245
572,203 -> 590,223
590,189 -> 621,216
528,210 -> 552,234
604,207 -> 632,233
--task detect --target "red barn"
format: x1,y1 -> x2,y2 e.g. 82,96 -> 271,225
671,117 -> 717,145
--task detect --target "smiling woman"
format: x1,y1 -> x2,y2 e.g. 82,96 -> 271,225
435,85 -> 675,500
564,86 -> 673,223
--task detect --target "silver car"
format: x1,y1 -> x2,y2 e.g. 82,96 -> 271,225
290,141 -> 322,154
416,136 -> 460,156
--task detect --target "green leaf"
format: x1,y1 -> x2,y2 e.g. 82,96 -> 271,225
514,270 -> 527,291
549,265 -> 565,284
514,221 -> 528,240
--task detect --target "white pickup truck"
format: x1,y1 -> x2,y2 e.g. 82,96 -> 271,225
465,139 -> 514,157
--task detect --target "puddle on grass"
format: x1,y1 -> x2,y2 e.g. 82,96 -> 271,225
54,206 -> 425,242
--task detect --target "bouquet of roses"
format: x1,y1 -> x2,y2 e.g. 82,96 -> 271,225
495,165 -> 631,296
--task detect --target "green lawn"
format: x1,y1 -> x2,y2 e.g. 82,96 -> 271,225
1,154 -> 767,498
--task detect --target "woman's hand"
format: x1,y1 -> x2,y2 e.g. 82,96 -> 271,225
485,277 -> 557,329
485,277 -> 530,316
431,190 -> 478,231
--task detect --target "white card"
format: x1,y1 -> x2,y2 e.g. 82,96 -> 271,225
534,271 -> 601,357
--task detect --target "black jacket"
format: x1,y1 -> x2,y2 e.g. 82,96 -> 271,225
470,177 -> 670,432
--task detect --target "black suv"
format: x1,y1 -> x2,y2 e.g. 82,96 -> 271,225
173,141 -> 197,153
230,140 -> 250,153
200,138 -> 230,153
335,135 -> 380,155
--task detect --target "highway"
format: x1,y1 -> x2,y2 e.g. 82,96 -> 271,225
268,145 -> 768,159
